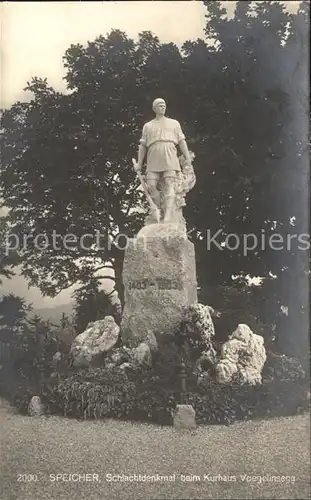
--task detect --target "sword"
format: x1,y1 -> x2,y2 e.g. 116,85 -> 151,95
132,159 -> 161,223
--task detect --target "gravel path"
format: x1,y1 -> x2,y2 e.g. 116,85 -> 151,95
0,398 -> 310,500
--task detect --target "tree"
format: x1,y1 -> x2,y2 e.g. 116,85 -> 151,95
0,216 -> 20,284
0,293 -> 31,328
183,0 -> 299,282
0,30 -> 184,304
53,312 -> 76,349
187,0 -> 309,357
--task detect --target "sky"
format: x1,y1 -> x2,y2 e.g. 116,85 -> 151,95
1,1 -> 299,108
1,1 -> 210,108
0,1 -> 301,308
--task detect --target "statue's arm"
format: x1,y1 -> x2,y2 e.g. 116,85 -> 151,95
136,124 -> 147,170
179,139 -> 192,165
176,121 -> 192,165
137,144 -> 147,171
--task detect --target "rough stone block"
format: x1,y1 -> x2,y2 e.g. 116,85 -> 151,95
121,223 -> 197,345
28,396 -> 44,417
216,324 -> 267,386
132,342 -> 152,366
173,404 -> 196,430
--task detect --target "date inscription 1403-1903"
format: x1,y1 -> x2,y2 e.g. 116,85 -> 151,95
128,277 -> 182,291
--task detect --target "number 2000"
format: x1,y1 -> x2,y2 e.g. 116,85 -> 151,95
17,474 -> 39,482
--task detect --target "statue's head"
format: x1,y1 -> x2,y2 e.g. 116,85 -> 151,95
152,98 -> 166,116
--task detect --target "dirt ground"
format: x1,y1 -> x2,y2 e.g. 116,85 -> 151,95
0,398 -> 310,500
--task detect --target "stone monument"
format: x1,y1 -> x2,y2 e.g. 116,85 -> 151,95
121,98 -> 198,346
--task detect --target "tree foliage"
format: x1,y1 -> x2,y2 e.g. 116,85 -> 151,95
72,278 -> 120,334
0,216 -> 21,284
0,293 -> 31,328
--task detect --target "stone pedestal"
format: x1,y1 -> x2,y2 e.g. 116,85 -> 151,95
120,223 -> 198,345
173,404 -> 196,430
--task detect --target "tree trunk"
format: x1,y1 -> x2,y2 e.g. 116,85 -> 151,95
112,247 -> 125,308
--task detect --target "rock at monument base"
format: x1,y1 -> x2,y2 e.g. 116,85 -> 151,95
70,317 -> 119,368
104,342 -> 152,371
183,303 -> 215,337
119,362 -> 131,371
216,324 -> 267,386
121,223 -> 198,346
28,396 -> 44,417
173,404 -> 196,430
195,347 -> 217,376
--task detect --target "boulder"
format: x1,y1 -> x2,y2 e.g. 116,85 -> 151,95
70,317 -> 119,368
132,342 -> 152,367
216,324 -> 267,386
146,330 -> 159,353
110,351 -> 124,365
113,346 -> 133,361
104,342 -> 153,371
28,396 -> 44,417
119,362 -> 131,371
173,404 -> 196,430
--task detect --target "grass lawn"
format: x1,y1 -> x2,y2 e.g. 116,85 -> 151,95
0,398 -> 310,500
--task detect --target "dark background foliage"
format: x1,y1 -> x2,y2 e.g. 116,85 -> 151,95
1,1 -> 309,359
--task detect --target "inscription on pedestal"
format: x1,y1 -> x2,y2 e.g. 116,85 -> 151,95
128,277 -> 182,291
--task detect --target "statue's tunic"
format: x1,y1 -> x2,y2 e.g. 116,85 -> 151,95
140,117 -> 185,173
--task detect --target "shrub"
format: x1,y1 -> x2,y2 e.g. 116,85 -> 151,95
0,368 -> 33,415
131,381 -> 179,425
263,352 -> 307,382
10,383 -> 33,414
56,367 -> 136,419
48,354 -> 183,424
0,317 -> 71,415
0,359 -> 63,415
199,283 -> 269,345
8,333 -> 309,425
47,351 -> 309,426
191,376 -> 310,425
176,304 -> 215,358
3,319 -> 62,382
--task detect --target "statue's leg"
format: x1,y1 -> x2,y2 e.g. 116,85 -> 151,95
163,174 -> 176,223
146,172 -> 161,209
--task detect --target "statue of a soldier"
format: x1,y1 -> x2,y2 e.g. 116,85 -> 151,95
134,98 -> 194,223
